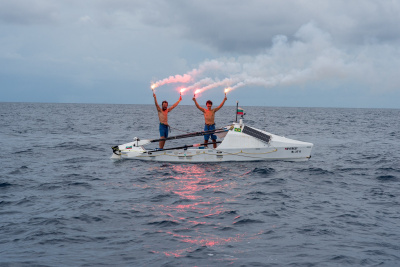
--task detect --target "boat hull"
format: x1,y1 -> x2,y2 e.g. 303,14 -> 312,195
111,124 -> 313,162
113,146 -> 312,162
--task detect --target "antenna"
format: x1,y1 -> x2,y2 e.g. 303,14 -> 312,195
235,101 -> 239,122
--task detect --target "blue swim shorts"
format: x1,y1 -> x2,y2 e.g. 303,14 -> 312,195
204,124 -> 217,140
159,123 -> 169,138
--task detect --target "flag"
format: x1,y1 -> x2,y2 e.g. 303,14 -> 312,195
237,107 -> 244,115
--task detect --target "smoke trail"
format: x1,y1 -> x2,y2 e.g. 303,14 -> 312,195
152,22 -> 363,94
180,77 -> 214,93
197,77 -> 241,93
151,73 -> 193,89
151,59 -> 240,89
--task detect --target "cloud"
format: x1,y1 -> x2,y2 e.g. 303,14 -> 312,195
5,1 -> 398,51
116,0 -> 400,53
0,0 -> 60,25
79,15 -> 93,24
154,22 -> 400,95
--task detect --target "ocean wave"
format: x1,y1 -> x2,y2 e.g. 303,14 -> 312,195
251,167 -> 275,175
376,175 -> 398,182
150,194 -> 173,202
147,220 -> 180,227
0,182 -> 13,188
300,167 -> 335,176
233,218 -> 264,225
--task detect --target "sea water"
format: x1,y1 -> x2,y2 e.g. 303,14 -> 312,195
1,102 -> 399,266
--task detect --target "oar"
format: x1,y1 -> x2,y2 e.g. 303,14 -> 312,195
146,141 -> 222,153
149,128 -> 228,143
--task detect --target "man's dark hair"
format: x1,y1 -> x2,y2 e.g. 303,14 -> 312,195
206,100 -> 213,105
162,100 -> 168,105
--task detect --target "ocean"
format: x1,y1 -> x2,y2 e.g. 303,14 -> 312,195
1,102 -> 399,266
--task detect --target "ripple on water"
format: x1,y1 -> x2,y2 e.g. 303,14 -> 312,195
8,166 -> 29,175
0,182 -> 13,188
376,175 -> 398,182
251,167 -> 276,176
147,220 -> 180,227
150,193 -> 173,202
300,167 -> 335,176
233,219 -> 264,225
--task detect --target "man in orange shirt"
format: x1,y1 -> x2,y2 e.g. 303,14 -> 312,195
154,92 -> 182,149
193,95 -> 227,148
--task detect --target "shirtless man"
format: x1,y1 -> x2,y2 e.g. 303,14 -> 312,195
154,92 -> 182,149
193,94 -> 227,148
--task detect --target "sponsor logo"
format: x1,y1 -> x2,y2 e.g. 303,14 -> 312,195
285,147 -> 301,153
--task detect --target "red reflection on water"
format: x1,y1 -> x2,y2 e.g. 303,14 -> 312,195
165,165 -> 224,200
152,248 -> 190,258
147,164 -> 259,259
181,233 -> 245,246
163,250 -> 186,258
155,164 -> 231,228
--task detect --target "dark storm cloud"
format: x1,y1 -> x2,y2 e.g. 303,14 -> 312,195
126,0 -> 400,53
0,0 -> 59,25
5,0 -> 397,52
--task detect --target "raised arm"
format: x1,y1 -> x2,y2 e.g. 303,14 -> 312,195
153,93 -> 161,112
192,97 -> 205,113
213,95 -> 228,112
168,95 -> 182,112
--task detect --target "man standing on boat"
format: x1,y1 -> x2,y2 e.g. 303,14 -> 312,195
193,94 -> 227,148
153,92 -> 182,149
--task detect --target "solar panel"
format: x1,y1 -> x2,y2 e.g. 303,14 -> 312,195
242,126 -> 271,143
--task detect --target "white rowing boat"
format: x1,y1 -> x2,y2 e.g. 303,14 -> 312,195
111,119 -> 313,162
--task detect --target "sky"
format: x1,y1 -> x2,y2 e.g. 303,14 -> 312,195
1,0 -> 400,108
